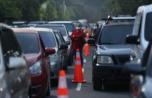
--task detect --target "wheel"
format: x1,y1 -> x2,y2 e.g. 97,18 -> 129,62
51,78 -> 58,87
46,78 -> 51,96
93,77 -> 103,91
28,86 -> 32,98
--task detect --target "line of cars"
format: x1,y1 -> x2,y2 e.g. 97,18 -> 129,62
0,20 -> 77,98
89,4 -> 152,98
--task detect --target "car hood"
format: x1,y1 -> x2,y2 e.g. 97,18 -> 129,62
96,45 -> 137,56
24,53 -> 41,66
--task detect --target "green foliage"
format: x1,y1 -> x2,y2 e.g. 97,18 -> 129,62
0,0 -> 152,21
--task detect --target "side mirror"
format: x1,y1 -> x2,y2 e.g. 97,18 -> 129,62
88,38 -> 95,45
126,35 -> 140,44
8,57 -> 26,69
45,48 -> 56,55
59,44 -> 68,50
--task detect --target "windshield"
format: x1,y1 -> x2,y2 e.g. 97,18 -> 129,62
132,13 -> 142,36
16,33 -> 40,53
98,24 -> 133,45
39,31 -> 57,48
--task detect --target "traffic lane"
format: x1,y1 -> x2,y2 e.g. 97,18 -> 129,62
47,46 -> 132,98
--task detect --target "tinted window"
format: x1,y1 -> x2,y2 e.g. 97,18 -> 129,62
39,31 -> 57,48
1,28 -> 21,56
145,12 -> 152,41
16,33 -> 40,53
98,24 -> 133,44
50,26 -> 67,36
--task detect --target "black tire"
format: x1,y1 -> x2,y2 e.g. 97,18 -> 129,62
46,78 -> 51,96
28,87 -> 32,98
51,78 -> 58,87
93,77 -> 103,91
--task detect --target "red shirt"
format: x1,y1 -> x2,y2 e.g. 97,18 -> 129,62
71,29 -> 85,50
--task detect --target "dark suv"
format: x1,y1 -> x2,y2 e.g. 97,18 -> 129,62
0,24 -> 30,98
92,23 -> 134,90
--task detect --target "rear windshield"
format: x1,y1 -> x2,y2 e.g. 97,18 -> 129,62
98,24 -> 133,45
16,33 -> 40,53
49,26 -> 67,36
39,31 -> 57,48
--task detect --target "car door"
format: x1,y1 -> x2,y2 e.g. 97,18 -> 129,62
54,32 -> 68,68
0,28 -> 29,98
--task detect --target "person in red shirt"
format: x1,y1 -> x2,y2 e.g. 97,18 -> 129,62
71,25 -> 85,66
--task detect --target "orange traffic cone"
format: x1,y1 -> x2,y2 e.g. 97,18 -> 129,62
57,70 -> 69,98
83,43 -> 90,57
72,49 -> 86,83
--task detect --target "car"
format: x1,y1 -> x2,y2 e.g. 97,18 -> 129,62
0,24 -> 30,98
36,24 -> 72,66
37,24 -> 70,43
13,28 -> 55,98
11,21 -> 27,27
53,30 -> 69,70
30,27 -> 68,84
126,4 -> 152,62
92,22 -> 134,90
48,21 -> 75,36
124,4 -> 152,98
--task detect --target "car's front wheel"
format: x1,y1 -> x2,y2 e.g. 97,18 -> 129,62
93,77 -> 103,91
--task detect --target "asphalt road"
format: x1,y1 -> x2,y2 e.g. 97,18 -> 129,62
47,46 -> 132,98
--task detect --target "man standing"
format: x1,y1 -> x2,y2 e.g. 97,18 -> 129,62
71,25 -> 85,66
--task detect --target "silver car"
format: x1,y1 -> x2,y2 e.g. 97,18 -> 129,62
0,24 -> 30,98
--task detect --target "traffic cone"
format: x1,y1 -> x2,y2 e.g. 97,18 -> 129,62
72,49 -> 86,83
83,43 -> 90,57
57,70 -> 69,98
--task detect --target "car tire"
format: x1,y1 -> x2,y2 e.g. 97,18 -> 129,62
46,78 -> 51,96
51,78 -> 58,87
93,77 -> 103,91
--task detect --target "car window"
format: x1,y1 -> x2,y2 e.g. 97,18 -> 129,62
145,12 -> 152,41
132,13 -> 142,36
39,31 -> 57,48
1,28 -> 22,56
50,26 -> 67,36
16,33 -> 40,54
54,33 -> 63,46
98,24 -> 133,45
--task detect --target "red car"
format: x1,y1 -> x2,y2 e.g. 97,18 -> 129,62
13,28 -> 55,98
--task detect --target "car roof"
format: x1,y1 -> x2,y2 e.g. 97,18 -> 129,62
28,27 -> 53,32
12,28 -> 37,33
137,4 -> 152,13
0,23 -> 12,29
103,22 -> 133,27
48,21 -> 73,24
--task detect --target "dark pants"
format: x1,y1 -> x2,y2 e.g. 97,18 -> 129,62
72,48 -> 83,66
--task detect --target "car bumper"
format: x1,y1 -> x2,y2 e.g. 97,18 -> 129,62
93,63 -> 130,83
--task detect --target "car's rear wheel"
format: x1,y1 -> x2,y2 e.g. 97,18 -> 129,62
46,78 -> 51,96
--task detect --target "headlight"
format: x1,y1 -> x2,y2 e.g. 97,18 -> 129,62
29,61 -> 41,75
97,55 -> 113,64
